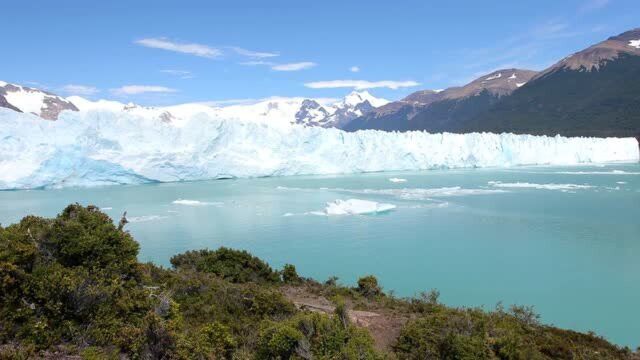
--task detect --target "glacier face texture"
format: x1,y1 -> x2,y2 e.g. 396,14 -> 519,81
0,108 -> 638,190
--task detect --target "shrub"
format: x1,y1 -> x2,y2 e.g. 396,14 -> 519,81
356,275 -> 382,298
170,247 -> 280,283
281,263 -> 300,283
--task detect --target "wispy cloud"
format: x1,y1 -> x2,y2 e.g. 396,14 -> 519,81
305,80 -> 419,90
272,62 -> 317,71
135,38 -> 222,58
350,66 -> 360,73
160,69 -> 194,79
230,47 -> 279,58
579,0 -> 611,13
60,84 -> 100,96
240,60 -> 275,66
111,85 -> 178,95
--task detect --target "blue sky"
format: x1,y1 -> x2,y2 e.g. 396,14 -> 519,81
3,0 -> 638,105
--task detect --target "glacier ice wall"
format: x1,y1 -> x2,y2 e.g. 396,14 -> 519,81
0,108 -> 638,189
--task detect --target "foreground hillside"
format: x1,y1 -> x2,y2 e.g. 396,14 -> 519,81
1,204 -> 638,359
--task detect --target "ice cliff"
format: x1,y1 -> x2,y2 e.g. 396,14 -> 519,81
0,108 -> 638,189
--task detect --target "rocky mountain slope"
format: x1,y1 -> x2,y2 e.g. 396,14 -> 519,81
461,28 -> 640,137
0,81 -> 78,120
343,69 -> 537,132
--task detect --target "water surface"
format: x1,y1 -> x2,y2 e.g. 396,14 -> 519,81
1,163 -> 639,347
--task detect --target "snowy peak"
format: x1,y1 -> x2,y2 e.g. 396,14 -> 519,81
343,90 -> 388,108
294,91 -> 388,127
0,81 -> 78,120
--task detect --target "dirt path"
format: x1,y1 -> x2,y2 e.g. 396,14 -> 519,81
282,286 -> 408,351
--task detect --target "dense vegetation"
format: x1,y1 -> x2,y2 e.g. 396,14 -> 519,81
1,204 -> 638,359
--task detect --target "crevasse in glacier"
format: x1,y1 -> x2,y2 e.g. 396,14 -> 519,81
0,108 -> 638,189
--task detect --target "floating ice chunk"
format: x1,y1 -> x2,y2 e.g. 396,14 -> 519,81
337,187 -> 507,199
488,181 -> 593,190
324,199 -> 396,216
128,215 -> 168,223
556,170 -> 640,175
389,178 -> 407,183
616,181 -> 627,184
172,199 -> 222,206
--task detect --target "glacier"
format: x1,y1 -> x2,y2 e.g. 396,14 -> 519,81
0,108 -> 638,190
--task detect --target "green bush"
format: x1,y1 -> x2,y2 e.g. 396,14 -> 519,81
170,247 -> 280,284
356,275 -> 382,298
281,263 -> 300,284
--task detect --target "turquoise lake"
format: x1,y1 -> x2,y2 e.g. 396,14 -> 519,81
1,163 -> 639,347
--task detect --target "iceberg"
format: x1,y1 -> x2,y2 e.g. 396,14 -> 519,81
0,108 -> 638,190
324,199 -> 396,216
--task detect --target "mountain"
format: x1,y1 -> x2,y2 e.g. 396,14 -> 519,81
0,81 -> 78,120
460,28 -> 640,138
342,69 -> 537,132
68,91 -> 388,128
295,91 -> 388,127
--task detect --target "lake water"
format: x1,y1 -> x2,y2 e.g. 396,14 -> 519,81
1,163 -> 639,347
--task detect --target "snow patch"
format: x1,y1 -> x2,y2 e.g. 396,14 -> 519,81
516,82 -> 526,87
508,73 -> 517,80
324,199 -> 396,215
485,73 -> 502,81
488,181 -> 594,190
629,39 -> 640,49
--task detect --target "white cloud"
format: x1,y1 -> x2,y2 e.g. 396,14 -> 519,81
111,85 -> 178,95
240,60 -> 275,66
350,66 -> 360,73
161,69 -> 194,79
60,84 -> 99,96
135,38 -> 222,58
231,47 -> 279,58
580,0 -> 610,13
272,62 -> 317,71
305,80 -> 420,90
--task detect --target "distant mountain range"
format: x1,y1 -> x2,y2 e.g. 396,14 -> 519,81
345,28 -> 640,138
0,82 -> 387,128
1,28 -> 639,138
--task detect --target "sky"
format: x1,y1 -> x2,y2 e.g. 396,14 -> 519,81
2,0 -> 639,105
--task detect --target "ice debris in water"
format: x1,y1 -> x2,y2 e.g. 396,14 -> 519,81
324,199 -> 396,215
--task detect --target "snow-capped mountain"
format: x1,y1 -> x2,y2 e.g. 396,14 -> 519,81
67,91 -> 388,128
295,90 -> 388,127
0,81 -> 78,120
